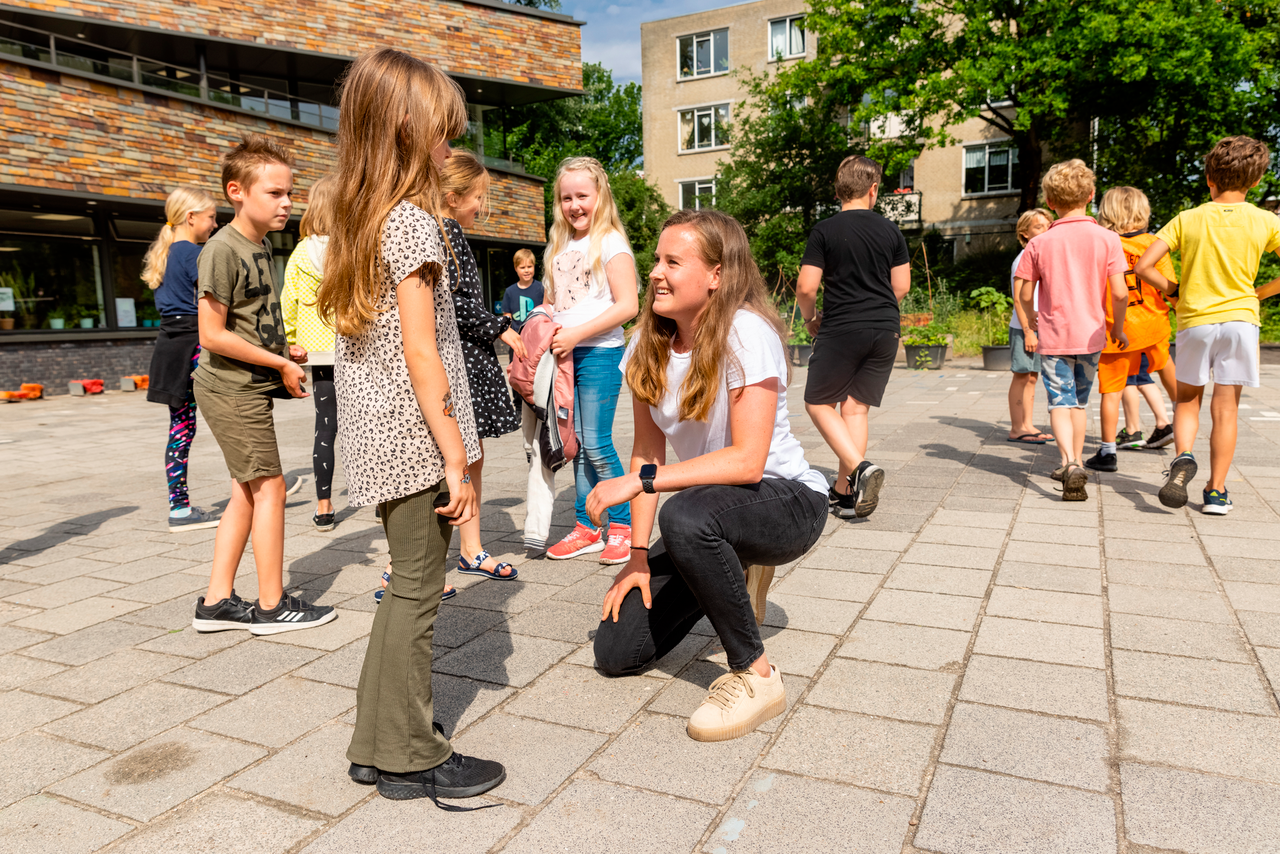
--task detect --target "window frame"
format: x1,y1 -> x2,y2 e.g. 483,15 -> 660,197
767,15 -> 806,62
677,28 -> 730,80
677,102 -> 732,154
961,141 -> 1021,198
679,178 -> 717,210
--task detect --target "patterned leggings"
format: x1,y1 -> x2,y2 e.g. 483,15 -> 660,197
312,366 -> 337,501
165,345 -> 200,510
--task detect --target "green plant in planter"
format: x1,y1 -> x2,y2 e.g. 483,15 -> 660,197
969,286 -> 1013,347
0,267 -> 37,329
901,324 -> 948,347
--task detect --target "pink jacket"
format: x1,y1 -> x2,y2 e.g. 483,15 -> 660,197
507,305 -> 578,471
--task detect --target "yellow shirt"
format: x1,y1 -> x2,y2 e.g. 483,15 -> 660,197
1156,201 -> 1280,331
281,235 -> 336,362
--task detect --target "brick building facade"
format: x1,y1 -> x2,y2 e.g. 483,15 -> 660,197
0,0 -> 581,393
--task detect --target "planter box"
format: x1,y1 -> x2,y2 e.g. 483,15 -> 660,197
790,344 -> 813,367
904,344 -> 947,370
982,345 -> 1012,372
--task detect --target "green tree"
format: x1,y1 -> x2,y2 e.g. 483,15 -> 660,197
783,0 -> 1280,216
506,0 -> 561,10
714,71 -> 863,285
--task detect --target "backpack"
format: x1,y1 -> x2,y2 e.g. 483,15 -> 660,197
507,306 -> 578,471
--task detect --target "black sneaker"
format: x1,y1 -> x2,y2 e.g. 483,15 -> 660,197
1144,424 -> 1174,449
1116,429 -> 1145,450
349,762 -> 378,785
249,593 -> 337,635
832,471 -> 858,518
192,591 -> 254,632
1159,453 -> 1198,509
851,461 -> 885,518
376,748 -> 506,809
313,512 -> 336,532
1084,450 -> 1118,472
169,506 -> 221,532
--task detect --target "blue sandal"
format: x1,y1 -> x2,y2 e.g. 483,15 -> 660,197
457,550 -> 518,580
375,571 -> 457,603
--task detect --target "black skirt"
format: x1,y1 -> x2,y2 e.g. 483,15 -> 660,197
147,315 -> 200,408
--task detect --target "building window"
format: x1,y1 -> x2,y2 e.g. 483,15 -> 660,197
679,104 -> 730,151
680,180 -> 716,210
964,144 -> 1020,195
0,228 -> 104,332
678,29 -> 729,79
769,16 -> 805,60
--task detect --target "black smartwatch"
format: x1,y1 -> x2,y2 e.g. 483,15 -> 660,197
639,464 -> 658,494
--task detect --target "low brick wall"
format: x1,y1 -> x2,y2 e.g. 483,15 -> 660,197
0,338 -> 155,395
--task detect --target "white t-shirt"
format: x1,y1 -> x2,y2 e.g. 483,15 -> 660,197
1009,249 -> 1040,331
551,231 -> 633,348
620,309 -> 828,495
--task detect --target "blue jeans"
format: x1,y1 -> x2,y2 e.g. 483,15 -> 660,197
1040,352 -> 1100,409
572,346 -> 630,527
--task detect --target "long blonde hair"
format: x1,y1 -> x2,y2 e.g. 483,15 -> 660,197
300,174 -> 336,238
543,157 -> 631,303
141,186 -> 216,289
316,49 -> 468,336
626,209 -> 788,423
439,149 -> 491,222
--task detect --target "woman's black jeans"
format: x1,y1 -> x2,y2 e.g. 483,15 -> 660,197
594,478 -> 827,674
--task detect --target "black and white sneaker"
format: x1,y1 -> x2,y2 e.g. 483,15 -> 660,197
250,593 -> 337,635
851,461 -> 885,518
1144,424 -> 1174,449
1159,453 -> 1198,509
193,591 -> 254,632
832,471 -> 858,518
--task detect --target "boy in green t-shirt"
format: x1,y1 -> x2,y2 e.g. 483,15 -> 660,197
191,135 -> 336,635
1136,135 -> 1280,514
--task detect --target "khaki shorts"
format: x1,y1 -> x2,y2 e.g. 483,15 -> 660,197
193,384 -> 282,482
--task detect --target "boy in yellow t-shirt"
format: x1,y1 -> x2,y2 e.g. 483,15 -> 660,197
1084,187 -> 1177,475
1135,135 -> 1280,514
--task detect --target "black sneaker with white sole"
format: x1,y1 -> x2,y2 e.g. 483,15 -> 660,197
1159,453 -> 1198,509
250,593 -> 337,635
193,591 -> 254,632
851,461 -> 885,518
1144,424 -> 1174,449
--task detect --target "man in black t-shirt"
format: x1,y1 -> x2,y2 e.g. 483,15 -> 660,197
797,154 -> 911,519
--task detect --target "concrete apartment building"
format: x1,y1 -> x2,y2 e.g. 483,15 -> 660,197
641,0 -> 1019,258
0,0 -> 582,392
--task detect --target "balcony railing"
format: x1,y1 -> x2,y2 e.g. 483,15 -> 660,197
881,191 -> 922,226
0,19 -> 338,131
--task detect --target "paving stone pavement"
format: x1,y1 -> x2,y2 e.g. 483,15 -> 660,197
2,363 -> 1280,853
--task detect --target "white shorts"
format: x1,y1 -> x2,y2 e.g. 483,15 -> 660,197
1175,321 -> 1259,387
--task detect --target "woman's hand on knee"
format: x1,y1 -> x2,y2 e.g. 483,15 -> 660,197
602,558 -> 652,623
586,474 -> 641,528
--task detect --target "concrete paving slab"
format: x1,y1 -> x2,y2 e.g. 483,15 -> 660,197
0,794 -> 130,854
108,791 -> 323,853
1239,610 -> 1280,648
763,705 -> 936,796
1222,580 -> 1280,614
1121,763 -> 1280,854
863,589 -> 982,631
807,658 -> 956,724
503,779 -> 717,854
1108,583 -> 1234,623
0,732 -> 110,809
915,523 -> 1007,548
958,655 -> 1110,722
838,620 -> 970,671
773,566 -> 881,602
504,662 -> 663,731
166,639 -> 321,694
1117,698 -> 1280,784
0,689 -> 81,739
49,727 -> 265,822
973,616 -> 1105,669
1109,612 -> 1251,662
885,563 -> 991,598
451,712 -> 605,806
705,771 -> 915,854
301,790 -> 518,854
762,593 -> 863,634
901,542 -> 1000,570
0,653 -> 66,690
190,675 -> 355,747
431,673 -> 515,734
501,599 -> 600,643
26,648 -> 185,703
1111,649 -> 1275,715
434,628 -> 573,687
227,722 -> 370,816
915,765 -> 1117,854
1008,521 -> 1101,547
1003,539 -> 1101,569
14,597 -> 146,635
591,712 -> 770,804
939,703 -> 1110,791
43,681 -> 227,751
995,562 -> 1102,595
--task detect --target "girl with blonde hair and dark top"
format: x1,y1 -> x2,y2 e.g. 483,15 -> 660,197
587,209 -> 828,741
315,47 -> 506,807
143,185 -> 221,531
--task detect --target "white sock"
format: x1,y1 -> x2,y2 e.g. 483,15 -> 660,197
1101,442 -> 1117,455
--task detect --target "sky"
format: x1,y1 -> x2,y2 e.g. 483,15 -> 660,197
562,0 -> 746,84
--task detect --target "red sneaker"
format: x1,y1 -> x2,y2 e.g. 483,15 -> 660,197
600,523 -> 632,565
547,523 -> 604,560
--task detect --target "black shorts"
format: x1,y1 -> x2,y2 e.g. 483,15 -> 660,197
803,327 -> 899,407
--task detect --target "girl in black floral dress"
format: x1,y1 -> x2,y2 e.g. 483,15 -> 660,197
440,150 -> 526,580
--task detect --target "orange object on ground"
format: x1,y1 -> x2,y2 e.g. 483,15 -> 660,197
70,379 -> 105,395
127,375 -> 149,389
20,383 -> 43,399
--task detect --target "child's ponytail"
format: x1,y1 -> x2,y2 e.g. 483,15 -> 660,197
142,186 -> 217,290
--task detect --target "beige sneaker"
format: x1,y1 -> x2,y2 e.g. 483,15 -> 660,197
744,564 -> 775,627
687,666 -> 786,742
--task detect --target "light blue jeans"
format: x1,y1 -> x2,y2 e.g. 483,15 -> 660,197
572,345 -> 630,528
1040,352 -> 1100,409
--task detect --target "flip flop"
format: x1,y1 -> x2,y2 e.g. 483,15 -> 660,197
1007,433 -> 1049,444
458,550 -> 518,581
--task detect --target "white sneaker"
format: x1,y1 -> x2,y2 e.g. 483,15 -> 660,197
687,666 -> 786,742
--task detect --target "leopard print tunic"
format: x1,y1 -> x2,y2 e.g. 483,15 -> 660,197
335,201 -> 480,507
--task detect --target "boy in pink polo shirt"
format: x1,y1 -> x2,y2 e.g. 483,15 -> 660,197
1014,159 -> 1129,501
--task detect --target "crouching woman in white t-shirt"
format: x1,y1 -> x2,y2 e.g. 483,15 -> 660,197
585,209 -> 829,742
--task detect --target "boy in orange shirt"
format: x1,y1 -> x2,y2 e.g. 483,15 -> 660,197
1084,187 -> 1177,473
